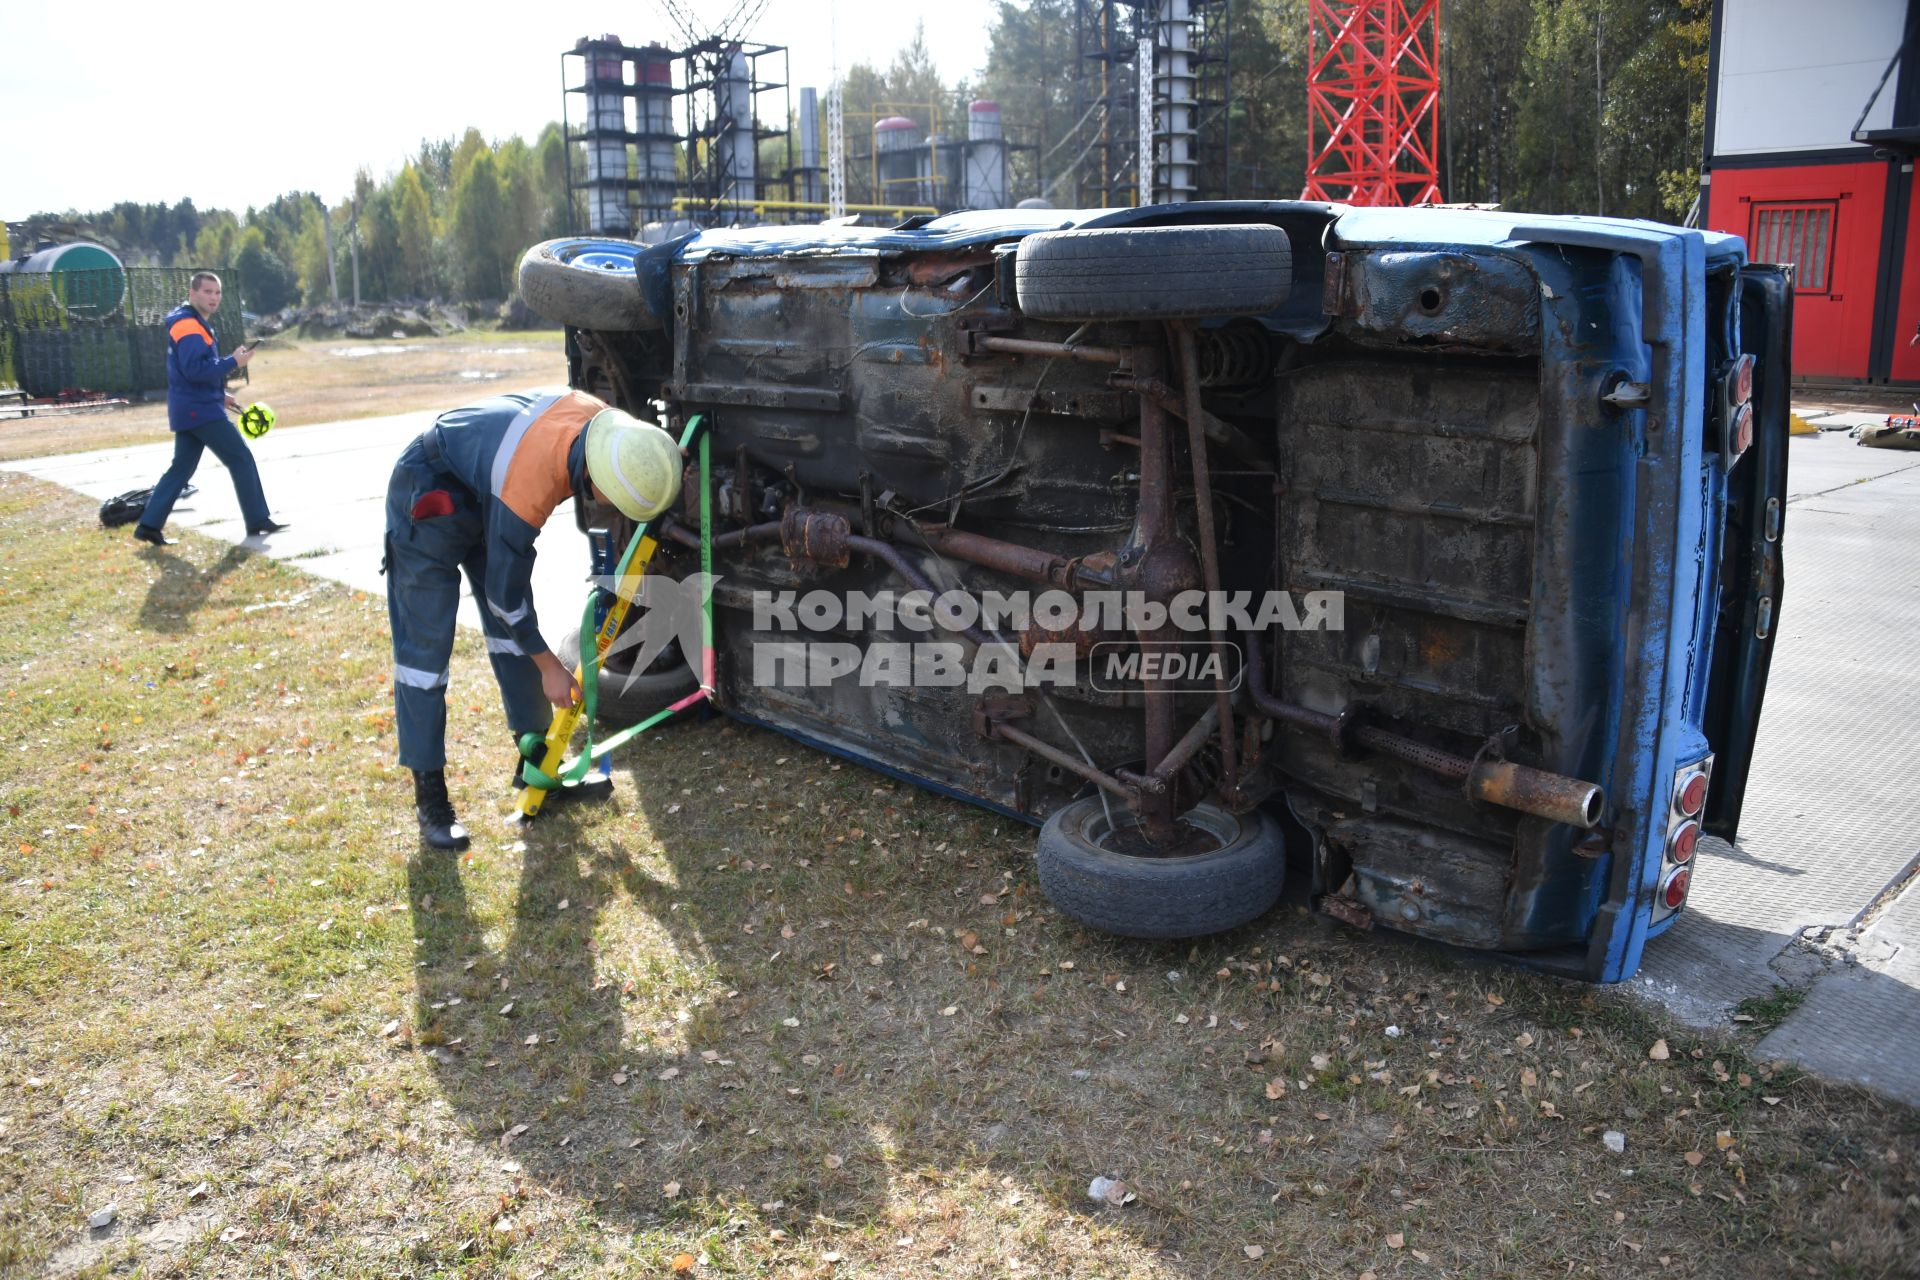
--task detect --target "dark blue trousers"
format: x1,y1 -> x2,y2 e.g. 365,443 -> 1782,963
385,435 -> 550,771
140,416 -> 271,531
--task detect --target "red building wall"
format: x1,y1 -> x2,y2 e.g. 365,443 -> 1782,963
1705,161 -> 1889,381
1893,177 -> 1920,383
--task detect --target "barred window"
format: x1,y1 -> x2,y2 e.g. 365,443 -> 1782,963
1748,202 -> 1836,294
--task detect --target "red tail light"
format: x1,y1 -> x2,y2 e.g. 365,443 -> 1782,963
1676,771 -> 1708,815
1669,820 -> 1699,863
1663,868 -> 1691,910
1730,353 -> 1754,405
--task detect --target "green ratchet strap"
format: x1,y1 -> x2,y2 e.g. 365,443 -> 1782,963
519,418 -> 712,791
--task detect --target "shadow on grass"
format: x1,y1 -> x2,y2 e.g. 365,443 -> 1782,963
393,736 -> 1295,1262
135,542 -> 254,633
391,717 -> 1920,1275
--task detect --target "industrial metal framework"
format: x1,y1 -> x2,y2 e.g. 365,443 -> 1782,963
559,35 -> 797,234
1071,0 -> 1232,207
1301,0 -> 1443,205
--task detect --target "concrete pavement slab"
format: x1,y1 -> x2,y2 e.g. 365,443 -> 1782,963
1633,436 -> 1920,1104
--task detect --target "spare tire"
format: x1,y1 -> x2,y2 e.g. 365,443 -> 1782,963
1035,797 -> 1287,939
1015,223 -> 1291,321
556,623 -> 699,727
517,238 -> 663,332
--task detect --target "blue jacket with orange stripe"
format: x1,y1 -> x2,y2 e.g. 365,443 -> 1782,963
425,387 -> 606,658
163,301 -> 236,431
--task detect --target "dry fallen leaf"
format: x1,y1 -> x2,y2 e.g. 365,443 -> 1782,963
1244,1244 -> 1265,1259
1648,1039 -> 1671,1061
663,1181 -> 681,1198
940,1006 -> 959,1017
1716,1131 -> 1736,1151
1485,992 -> 1505,1006
1515,1032 -> 1535,1048
1521,1068 -> 1539,1088
671,1254 -> 696,1273
1386,1232 -> 1406,1249
824,1153 -> 844,1169
1265,1078 -> 1286,1100
1684,1151 -> 1704,1166
658,1067 -> 681,1081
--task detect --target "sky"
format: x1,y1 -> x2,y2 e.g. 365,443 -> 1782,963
0,0 -> 997,218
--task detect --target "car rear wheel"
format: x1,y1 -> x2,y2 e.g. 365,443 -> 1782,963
1035,797 -> 1287,939
556,623 -> 698,727
1014,224 -> 1292,322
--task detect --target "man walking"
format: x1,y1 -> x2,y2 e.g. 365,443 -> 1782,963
385,387 -> 681,850
133,271 -> 286,545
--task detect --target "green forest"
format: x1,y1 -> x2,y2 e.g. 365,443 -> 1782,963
9,0 -> 1706,314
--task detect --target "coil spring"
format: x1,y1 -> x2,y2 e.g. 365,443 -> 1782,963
1196,325 -> 1270,387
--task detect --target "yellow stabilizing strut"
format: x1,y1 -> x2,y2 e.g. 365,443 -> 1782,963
515,414 -> 707,820
514,530 -> 662,820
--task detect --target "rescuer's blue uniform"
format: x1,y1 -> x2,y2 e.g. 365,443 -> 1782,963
385,387 -> 604,770
138,301 -> 270,532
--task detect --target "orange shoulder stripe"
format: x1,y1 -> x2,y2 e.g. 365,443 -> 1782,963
168,317 -> 213,345
498,391 -> 606,527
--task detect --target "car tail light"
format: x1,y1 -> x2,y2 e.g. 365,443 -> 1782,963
1669,819 -> 1699,863
1720,354 -> 1756,462
1655,755 -> 1713,920
1662,867 -> 1691,910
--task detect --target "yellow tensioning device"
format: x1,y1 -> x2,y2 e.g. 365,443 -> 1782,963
515,415 -> 708,819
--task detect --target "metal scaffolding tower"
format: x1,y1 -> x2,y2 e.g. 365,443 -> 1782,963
1071,0 -> 1231,207
1301,0 -> 1443,206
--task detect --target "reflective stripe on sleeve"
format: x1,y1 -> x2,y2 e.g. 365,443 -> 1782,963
487,597 -> 531,627
485,636 -> 526,656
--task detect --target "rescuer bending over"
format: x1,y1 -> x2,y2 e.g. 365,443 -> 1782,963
384,388 -> 681,850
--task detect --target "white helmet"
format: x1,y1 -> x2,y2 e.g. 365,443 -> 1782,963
584,408 -> 681,522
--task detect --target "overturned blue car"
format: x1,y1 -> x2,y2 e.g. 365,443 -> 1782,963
517,200 -> 1787,983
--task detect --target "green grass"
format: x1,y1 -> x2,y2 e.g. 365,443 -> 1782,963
1,469 -> 1916,1278
1734,986 -> 1810,1034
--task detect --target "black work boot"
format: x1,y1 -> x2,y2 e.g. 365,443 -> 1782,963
412,768 -> 470,851
132,524 -> 173,546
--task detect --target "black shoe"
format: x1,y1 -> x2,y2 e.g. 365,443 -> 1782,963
132,524 -> 172,546
248,519 -> 290,536
412,768 -> 470,852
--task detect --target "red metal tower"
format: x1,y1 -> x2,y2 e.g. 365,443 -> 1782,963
1302,0 -> 1443,206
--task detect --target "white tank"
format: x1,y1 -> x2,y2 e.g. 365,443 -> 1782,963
580,36 -> 633,234
875,116 -> 919,208
635,45 -> 679,226
964,100 -> 1009,208
798,86 -> 822,204
716,45 -> 757,219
